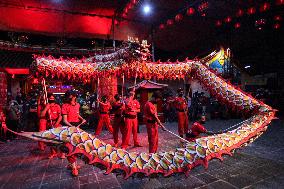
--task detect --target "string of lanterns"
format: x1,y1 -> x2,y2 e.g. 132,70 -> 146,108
158,1 -> 283,31
121,0 -> 139,18
216,1 -> 283,30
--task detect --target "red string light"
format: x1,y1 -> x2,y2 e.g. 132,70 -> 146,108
260,2 -> 270,12
175,14 -> 183,22
186,7 -> 195,15
159,24 -> 165,30
224,17 -> 232,23
276,0 -> 284,5
216,20 -> 222,27
166,19 -> 174,25
274,23 -> 281,29
247,7 -> 256,15
236,9 -> 244,17
234,23 -> 241,29
274,15 -> 282,21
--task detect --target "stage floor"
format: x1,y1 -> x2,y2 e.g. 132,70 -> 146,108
0,119 -> 283,189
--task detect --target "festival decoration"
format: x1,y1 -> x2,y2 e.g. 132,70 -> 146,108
0,72 -> 7,108
23,45 -> 276,179
121,0 -> 139,19
186,7 -> 195,16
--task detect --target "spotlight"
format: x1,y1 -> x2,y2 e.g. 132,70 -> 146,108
244,65 -> 251,69
143,4 -> 151,14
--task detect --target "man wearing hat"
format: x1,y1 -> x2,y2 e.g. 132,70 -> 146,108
121,89 -> 142,149
38,93 -> 64,159
144,92 -> 166,153
62,90 -> 86,176
174,88 -> 189,140
95,95 -> 113,135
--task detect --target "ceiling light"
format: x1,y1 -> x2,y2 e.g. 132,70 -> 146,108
143,4 -> 151,14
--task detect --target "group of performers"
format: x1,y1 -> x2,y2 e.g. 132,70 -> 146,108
37,87 -> 218,177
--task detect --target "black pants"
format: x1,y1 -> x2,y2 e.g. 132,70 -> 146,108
6,120 -> 19,139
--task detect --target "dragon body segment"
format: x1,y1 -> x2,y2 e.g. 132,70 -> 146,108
29,58 -> 275,178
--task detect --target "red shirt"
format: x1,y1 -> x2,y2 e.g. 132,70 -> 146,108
62,103 -> 80,123
49,104 -> 61,120
99,102 -> 111,113
112,101 -> 124,115
144,101 -> 157,121
174,97 -> 187,111
187,122 -> 207,141
125,98 -> 140,116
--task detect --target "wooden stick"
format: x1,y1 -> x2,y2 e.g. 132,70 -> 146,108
42,78 -> 53,126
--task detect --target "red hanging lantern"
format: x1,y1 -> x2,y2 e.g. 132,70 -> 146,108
247,7 -> 256,15
260,2 -> 270,12
276,0 -> 284,5
159,24 -> 165,30
274,15 -> 282,21
224,16 -> 232,23
234,22 -> 241,29
167,19 -> 174,25
274,23 -> 281,29
216,20 -> 222,27
175,14 -> 183,22
236,9 -> 244,17
187,7 -> 195,15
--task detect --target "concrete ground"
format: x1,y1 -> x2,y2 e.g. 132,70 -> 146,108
0,118 -> 283,189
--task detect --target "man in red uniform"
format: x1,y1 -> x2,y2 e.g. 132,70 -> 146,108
144,92 -> 166,153
121,89 -> 142,149
112,94 -> 125,147
186,121 -> 221,142
62,90 -> 86,177
95,95 -> 113,135
174,88 -> 189,140
37,95 -> 47,151
38,94 -> 64,159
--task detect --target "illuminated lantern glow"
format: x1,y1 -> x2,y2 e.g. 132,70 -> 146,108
159,24 -> 165,29
216,20 -> 222,27
274,23 -> 281,29
274,15 -> 282,21
166,19 -> 174,25
187,7 -> 195,15
234,22 -> 241,29
224,17 -> 232,23
260,2 -> 270,12
175,14 -> 183,22
276,0 -> 284,5
124,8 -> 128,13
247,7 -> 256,15
236,9 -> 244,17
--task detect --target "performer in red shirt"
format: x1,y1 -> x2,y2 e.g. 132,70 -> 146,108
62,90 -> 86,177
37,95 -> 47,151
38,94 -> 64,159
121,89 -> 142,149
112,94 -> 125,147
174,88 -> 189,140
186,121 -> 221,142
95,95 -> 113,135
144,92 -> 166,153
